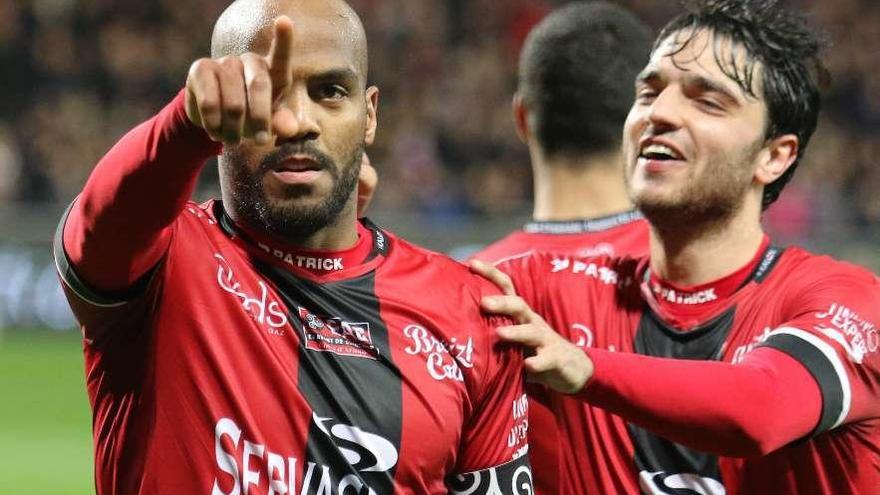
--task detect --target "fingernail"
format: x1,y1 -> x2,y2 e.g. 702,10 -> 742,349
483,297 -> 496,309
255,131 -> 270,145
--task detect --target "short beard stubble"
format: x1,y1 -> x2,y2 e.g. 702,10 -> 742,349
224,142 -> 363,240
630,139 -> 762,236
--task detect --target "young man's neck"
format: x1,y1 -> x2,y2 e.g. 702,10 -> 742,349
531,149 -> 633,221
648,199 -> 765,286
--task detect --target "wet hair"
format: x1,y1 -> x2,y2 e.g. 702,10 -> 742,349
518,1 -> 652,159
657,0 -> 830,209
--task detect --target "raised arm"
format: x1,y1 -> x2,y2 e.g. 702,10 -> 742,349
61,17 -> 297,295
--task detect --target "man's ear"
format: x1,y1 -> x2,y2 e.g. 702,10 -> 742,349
357,153 -> 377,218
364,86 -> 379,145
512,92 -> 530,144
755,134 -> 798,186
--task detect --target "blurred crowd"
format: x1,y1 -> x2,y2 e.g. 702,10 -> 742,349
0,0 -> 878,242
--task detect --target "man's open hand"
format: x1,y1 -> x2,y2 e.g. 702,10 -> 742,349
185,16 -> 300,145
470,260 -> 594,394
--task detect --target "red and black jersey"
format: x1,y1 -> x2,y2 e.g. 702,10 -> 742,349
500,245 -> 880,494
54,93 -> 532,495
473,213 -> 649,495
472,213 -> 649,264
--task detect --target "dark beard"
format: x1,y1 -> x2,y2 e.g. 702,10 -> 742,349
225,142 -> 363,240
636,186 -> 746,235
632,140 -> 761,235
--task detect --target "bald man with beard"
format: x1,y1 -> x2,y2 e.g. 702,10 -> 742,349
55,1 -> 532,493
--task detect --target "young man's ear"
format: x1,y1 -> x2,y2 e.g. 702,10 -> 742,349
755,134 -> 798,185
512,92 -> 530,145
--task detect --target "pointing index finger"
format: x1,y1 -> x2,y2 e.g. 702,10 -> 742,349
267,15 -> 294,100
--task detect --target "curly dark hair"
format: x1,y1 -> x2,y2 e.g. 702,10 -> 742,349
518,1 -> 652,160
657,0 -> 830,209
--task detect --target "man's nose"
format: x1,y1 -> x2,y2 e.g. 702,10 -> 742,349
644,87 -> 683,133
273,86 -> 320,141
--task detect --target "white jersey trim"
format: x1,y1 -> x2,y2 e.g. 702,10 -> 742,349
766,326 -> 852,429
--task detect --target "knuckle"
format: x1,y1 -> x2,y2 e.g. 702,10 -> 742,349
218,55 -> 240,66
189,58 -> 215,75
198,96 -> 220,114
224,102 -> 245,119
248,74 -> 271,92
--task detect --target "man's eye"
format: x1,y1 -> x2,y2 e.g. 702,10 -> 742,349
697,97 -> 724,111
636,89 -> 657,103
316,85 -> 348,101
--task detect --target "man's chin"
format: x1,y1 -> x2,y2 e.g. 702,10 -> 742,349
262,181 -> 333,203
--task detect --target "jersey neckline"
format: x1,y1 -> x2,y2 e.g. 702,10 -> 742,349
211,201 -> 391,282
640,237 -> 785,330
523,210 -> 643,235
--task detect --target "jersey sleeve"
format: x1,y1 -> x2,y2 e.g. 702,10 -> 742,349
448,312 -> 533,494
55,90 -> 220,343
757,268 -> 880,435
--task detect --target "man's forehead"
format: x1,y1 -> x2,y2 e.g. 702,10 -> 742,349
211,0 -> 367,75
646,28 -> 763,99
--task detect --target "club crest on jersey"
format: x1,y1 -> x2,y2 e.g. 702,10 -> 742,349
257,242 -> 344,271
296,307 -> 378,360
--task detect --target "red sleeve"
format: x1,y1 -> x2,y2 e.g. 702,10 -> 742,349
579,266 -> 880,458
579,345 -> 822,457
758,269 -> 880,433
59,89 -> 220,298
451,294 -> 533,492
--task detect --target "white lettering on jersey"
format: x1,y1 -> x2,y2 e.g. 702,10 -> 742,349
731,327 -> 772,364
451,460 -> 533,495
212,416 -> 398,495
551,258 -> 570,273
215,254 -> 289,332
815,302 -> 879,363
403,325 -> 474,382
257,243 -> 344,272
653,286 -> 717,305
507,394 -> 529,452
550,258 -> 619,285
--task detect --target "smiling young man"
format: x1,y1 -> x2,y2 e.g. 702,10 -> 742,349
474,1 -> 880,494
55,1 -> 531,493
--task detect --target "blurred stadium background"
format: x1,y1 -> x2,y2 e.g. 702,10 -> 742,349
0,0 -> 876,492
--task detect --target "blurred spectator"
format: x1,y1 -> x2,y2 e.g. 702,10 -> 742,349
0,0 -> 876,233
